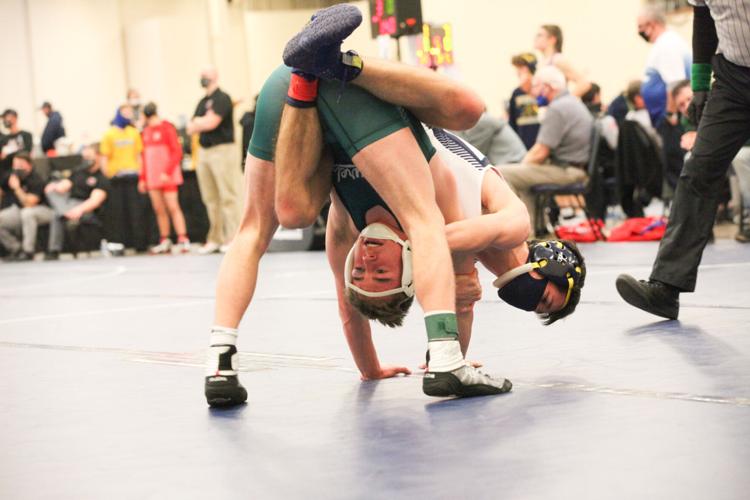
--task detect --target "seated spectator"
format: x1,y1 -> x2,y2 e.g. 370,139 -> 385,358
581,82 -> 603,116
0,109 -> 33,175
734,141 -> 750,242
498,65 -> 593,232
616,80 -> 665,217
453,112 -> 527,166
138,102 -> 190,254
509,53 -> 541,149
43,144 -> 109,260
659,80 -> 693,191
101,104 -> 149,252
624,80 -> 660,145
0,152 -> 53,261
40,101 -> 66,154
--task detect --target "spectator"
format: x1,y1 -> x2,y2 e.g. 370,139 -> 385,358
454,112 -> 527,166
498,65 -> 593,230
40,101 -> 66,154
734,141 -> 750,242
43,144 -> 109,260
637,5 -> 691,126
509,53 -> 541,149
101,104 -> 149,252
187,66 -> 242,255
533,24 -> 591,97
617,80 -> 665,217
0,109 -> 33,175
581,83 -> 603,116
139,102 -> 190,254
127,88 -> 145,130
0,152 -> 52,261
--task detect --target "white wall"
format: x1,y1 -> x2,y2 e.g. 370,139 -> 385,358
0,0 -> 36,135
25,0 -> 128,144
2,0 -> 695,147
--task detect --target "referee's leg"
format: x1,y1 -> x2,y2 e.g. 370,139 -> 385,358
651,55 -> 750,292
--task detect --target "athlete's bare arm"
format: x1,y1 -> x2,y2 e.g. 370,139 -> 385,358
445,168 -> 530,254
355,57 -> 484,130
326,193 -> 411,380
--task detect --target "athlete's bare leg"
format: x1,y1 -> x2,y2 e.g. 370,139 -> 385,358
353,57 -> 484,130
214,154 -> 279,328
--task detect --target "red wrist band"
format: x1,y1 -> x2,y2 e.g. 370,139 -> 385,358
288,73 -> 319,102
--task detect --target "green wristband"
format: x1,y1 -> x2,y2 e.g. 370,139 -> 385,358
691,63 -> 712,92
425,312 -> 458,342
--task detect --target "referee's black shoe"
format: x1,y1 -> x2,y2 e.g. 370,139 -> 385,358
616,274 -> 680,320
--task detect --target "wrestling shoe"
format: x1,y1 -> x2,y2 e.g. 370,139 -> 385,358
615,274 -> 680,320
423,363 -> 512,398
150,239 -> 172,255
283,4 -> 363,82
205,344 -> 247,407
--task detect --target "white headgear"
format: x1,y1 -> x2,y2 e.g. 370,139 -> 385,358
344,223 -> 415,298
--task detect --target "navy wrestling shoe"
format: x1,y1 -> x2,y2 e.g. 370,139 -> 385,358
615,274 -> 680,320
205,344 -> 247,407
283,4 -> 363,82
423,364 -> 513,398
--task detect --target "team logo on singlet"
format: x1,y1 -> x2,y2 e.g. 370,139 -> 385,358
334,164 -> 363,183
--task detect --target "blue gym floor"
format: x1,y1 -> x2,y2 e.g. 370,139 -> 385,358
1,242 -> 749,500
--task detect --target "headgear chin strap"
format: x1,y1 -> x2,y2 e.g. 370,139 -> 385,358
493,240 -> 583,309
344,223 -> 415,298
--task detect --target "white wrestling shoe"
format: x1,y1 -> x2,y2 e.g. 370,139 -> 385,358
150,239 -> 172,255
423,363 -> 512,398
198,242 -> 221,255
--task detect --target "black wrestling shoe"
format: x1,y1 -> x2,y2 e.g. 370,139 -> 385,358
283,4 -> 363,82
615,274 -> 680,320
205,374 -> 248,407
205,344 -> 247,407
423,364 -> 512,398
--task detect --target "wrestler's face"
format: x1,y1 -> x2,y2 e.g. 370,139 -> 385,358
535,279 -> 567,314
349,236 -> 403,293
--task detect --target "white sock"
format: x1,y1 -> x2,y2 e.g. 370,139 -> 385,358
206,326 -> 238,376
427,340 -> 464,372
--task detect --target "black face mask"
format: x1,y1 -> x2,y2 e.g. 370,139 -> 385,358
2,120 -> 11,129
200,77 -> 211,88
13,168 -> 29,179
497,273 -> 548,311
638,30 -> 650,42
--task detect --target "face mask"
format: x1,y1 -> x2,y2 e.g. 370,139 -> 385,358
344,223 -> 414,298
200,77 -> 211,88
497,272 -> 547,311
638,30 -> 650,42
128,98 -> 141,108
12,168 -> 29,179
84,159 -> 96,169
2,120 -> 11,128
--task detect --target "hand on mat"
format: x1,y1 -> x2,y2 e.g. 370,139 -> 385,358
455,268 -> 482,312
361,365 -> 411,381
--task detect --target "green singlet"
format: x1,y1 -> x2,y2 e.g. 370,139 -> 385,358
248,65 -> 435,164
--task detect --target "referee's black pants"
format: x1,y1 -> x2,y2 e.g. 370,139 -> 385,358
651,54 -> 750,291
